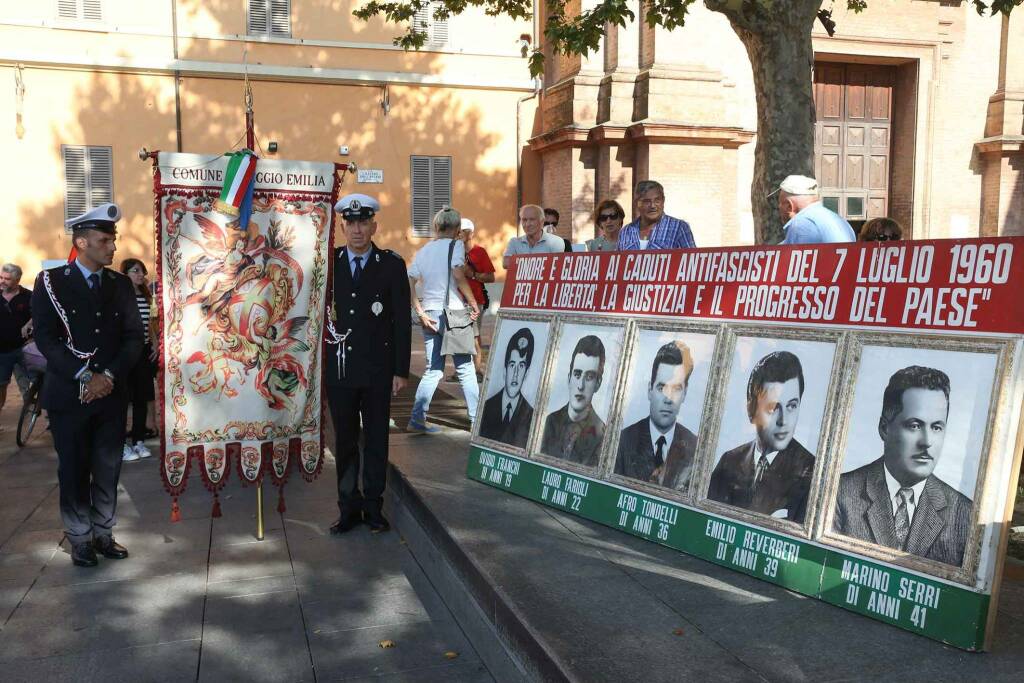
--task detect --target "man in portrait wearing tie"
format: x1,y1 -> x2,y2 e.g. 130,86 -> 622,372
614,341 -> 697,491
833,366 -> 972,567
708,351 -> 815,523
31,203 -> 143,567
324,193 -> 411,535
540,335 -> 606,468
478,327 -> 535,448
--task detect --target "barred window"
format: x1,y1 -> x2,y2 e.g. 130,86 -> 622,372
248,0 -> 291,38
62,145 -> 114,225
410,156 -> 452,238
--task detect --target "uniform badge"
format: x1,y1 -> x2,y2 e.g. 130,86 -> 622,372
371,302 -> 383,316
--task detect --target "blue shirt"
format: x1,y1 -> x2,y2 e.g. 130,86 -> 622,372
617,214 -> 696,250
74,258 -> 102,286
779,202 -> 856,245
347,245 -> 373,278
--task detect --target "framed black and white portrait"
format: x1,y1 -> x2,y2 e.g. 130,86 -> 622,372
533,317 -> 628,471
820,335 -> 1014,581
608,323 -> 721,498
473,314 -> 552,453
698,328 -> 843,533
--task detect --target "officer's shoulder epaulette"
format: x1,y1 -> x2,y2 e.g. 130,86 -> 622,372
380,249 -> 404,261
102,268 -> 130,283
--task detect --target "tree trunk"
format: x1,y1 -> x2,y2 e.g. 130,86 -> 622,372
718,1 -> 820,244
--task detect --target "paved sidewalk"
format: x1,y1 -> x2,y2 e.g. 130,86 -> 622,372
0,397 -> 490,682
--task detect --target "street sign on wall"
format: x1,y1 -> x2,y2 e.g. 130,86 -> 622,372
469,238 -> 1024,651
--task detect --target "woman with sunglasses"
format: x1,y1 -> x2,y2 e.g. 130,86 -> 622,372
586,200 -> 625,252
859,217 -> 904,242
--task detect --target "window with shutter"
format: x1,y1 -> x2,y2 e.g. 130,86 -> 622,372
413,2 -> 449,47
248,0 -> 291,37
62,145 -> 114,225
410,155 -> 452,237
57,0 -> 102,21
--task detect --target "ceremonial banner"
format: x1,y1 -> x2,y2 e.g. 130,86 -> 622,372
154,152 -> 340,518
472,238 -> 1024,650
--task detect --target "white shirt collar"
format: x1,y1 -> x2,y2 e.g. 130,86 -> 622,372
649,419 -> 674,454
753,439 -> 779,466
882,463 -> 927,520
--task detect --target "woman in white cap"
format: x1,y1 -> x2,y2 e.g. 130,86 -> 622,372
407,207 -> 480,433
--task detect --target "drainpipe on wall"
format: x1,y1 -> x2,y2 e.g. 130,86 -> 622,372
514,8 -> 542,235
171,0 -> 183,152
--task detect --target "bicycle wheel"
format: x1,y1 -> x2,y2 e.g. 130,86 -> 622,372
16,377 -> 42,448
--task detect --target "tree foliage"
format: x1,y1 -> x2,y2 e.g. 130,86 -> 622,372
355,0 -> 1021,78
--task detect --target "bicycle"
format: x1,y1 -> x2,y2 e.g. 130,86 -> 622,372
16,373 -> 42,448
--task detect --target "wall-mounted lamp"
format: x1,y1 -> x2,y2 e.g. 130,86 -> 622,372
380,84 -> 390,117
268,141 -> 279,153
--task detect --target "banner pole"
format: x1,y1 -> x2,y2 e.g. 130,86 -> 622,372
256,481 -> 265,541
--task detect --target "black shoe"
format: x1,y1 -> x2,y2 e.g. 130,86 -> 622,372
365,510 -> 390,534
93,536 -> 129,559
70,542 -> 98,567
329,511 -> 363,535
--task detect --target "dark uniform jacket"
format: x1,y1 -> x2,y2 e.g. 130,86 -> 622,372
708,438 -> 815,523
31,265 -> 143,412
540,404 -> 605,468
833,457 -> 972,566
325,243 -> 411,387
614,418 -> 697,491
478,391 -> 534,448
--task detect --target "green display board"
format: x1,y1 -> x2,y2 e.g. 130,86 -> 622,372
468,446 -> 991,650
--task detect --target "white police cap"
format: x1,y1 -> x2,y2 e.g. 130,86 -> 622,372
335,193 -> 380,220
65,202 -> 122,233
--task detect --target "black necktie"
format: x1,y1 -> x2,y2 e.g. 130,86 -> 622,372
754,454 -> 769,489
503,403 -> 512,424
88,273 -> 101,303
654,436 -> 666,468
352,256 -> 363,284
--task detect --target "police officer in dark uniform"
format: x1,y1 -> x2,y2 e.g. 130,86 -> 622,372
31,203 -> 143,567
325,193 -> 411,534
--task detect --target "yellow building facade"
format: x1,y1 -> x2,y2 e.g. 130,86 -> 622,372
1,1 -> 1022,282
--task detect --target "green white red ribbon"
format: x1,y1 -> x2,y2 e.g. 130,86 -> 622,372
215,150 -> 257,218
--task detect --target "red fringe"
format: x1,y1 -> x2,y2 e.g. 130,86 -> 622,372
211,495 -> 222,518
277,488 -> 286,514
170,498 -> 181,523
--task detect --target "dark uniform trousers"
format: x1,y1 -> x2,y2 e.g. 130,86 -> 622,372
326,244 -> 411,518
31,265 -> 143,544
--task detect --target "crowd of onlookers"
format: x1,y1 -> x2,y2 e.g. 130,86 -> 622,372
1,171 -> 906,441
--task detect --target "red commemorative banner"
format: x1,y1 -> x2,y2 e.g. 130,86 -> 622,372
500,238 -> 1024,335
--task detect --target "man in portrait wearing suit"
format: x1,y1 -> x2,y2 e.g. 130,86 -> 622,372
833,365 -> 972,566
479,327 -> 535,448
32,203 -> 144,567
325,193 -> 412,535
614,340 -> 698,490
708,351 -> 815,523
540,335 -> 606,467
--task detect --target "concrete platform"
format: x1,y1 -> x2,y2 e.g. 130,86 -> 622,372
386,429 -> 1024,682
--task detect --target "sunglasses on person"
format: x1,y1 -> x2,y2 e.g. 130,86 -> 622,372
598,213 -> 620,222
873,232 -> 900,241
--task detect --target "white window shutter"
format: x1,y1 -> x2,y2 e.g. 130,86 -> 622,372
87,146 -> 114,207
411,156 -> 432,237
57,0 -> 79,19
269,0 -> 291,37
248,0 -> 269,35
62,146 -> 88,222
432,14 -> 449,45
413,2 -> 448,46
430,157 -> 452,217
82,0 -> 102,21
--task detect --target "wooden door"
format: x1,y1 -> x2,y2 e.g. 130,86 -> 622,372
814,63 -> 894,223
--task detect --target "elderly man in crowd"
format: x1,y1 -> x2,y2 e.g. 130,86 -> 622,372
772,175 -> 856,245
618,180 -> 696,250
503,204 -> 566,269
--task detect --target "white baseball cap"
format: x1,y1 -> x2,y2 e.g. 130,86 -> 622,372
769,175 -> 819,197
460,218 -> 475,233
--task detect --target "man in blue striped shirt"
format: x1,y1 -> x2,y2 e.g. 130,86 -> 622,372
617,180 -> 696,251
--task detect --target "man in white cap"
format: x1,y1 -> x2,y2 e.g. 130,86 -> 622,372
772,175 -> 856,245
324,193 -> 411,535
31,203 -> 144,567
